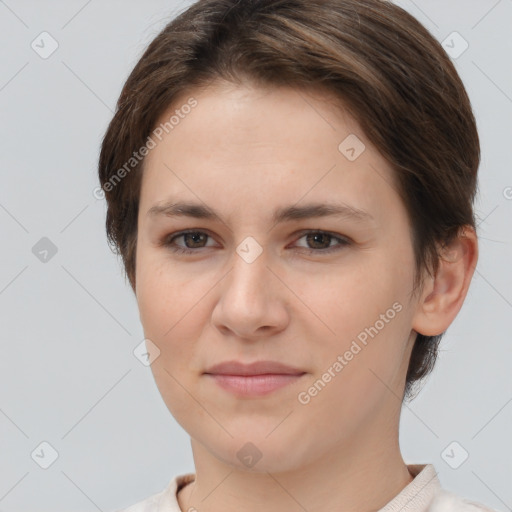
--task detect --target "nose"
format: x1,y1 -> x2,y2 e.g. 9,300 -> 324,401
210,244 -> 289,340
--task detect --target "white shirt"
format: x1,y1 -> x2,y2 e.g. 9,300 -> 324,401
114,464 -> 498,512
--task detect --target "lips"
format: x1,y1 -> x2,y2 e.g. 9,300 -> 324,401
204,360 -> 306,376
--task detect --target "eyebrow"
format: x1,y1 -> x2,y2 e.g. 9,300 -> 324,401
147,200 -> 374,224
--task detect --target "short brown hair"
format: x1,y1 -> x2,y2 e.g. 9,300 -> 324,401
98,0 -> 480,401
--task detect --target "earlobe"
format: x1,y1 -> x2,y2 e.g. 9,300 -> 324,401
412,227 -> 478,337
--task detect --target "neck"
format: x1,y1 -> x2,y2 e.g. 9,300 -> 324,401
178,418 -> 413,512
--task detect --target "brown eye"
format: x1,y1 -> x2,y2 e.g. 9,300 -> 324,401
293,230 -> 350,254
164,230 -> 214,255
162,229 -> 350,256
180,232 -> 208,248
305,232 -> 331,249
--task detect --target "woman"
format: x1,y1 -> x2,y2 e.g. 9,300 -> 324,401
98,1 -> 494,510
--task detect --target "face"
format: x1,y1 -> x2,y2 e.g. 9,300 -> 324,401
135,81 -> 421,473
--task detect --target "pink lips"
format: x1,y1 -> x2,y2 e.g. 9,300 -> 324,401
204,360 -> 306,397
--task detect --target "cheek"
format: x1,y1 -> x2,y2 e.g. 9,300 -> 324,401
135,255 -> 210,365
308,253 -> 413,381
136,253 -> 189,330
136,266 -> 203,424
302,261 -> 399,337
299,305 -> 412,439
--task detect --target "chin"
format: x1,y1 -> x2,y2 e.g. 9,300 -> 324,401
205,434 -> 310,474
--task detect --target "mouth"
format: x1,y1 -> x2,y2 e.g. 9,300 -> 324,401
203,360 -> 307,397
204,373 -> 306,397
204,359 -> 305,376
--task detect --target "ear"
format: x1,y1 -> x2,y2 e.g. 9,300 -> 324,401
412,226 -> 478,336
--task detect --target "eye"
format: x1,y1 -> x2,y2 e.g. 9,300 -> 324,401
162,229 -> 351,256
162,230 -> 216,255
291,230 -> 351,254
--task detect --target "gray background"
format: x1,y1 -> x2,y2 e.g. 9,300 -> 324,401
0,0 -> 511,511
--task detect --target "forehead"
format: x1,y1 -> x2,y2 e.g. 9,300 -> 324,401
140,82 -> 400,224
158,80 -> 362,140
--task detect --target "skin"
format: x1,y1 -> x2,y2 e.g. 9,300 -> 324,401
134,80 -> 478,512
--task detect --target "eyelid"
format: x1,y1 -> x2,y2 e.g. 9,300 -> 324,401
161,228 -> 219,249
291,228 -> 352,244
162,228 -> 351,255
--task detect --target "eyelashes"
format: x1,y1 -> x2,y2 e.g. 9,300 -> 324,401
161,229 -> 351,256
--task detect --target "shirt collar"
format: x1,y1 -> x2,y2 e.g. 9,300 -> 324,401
163,463 -> 441,512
